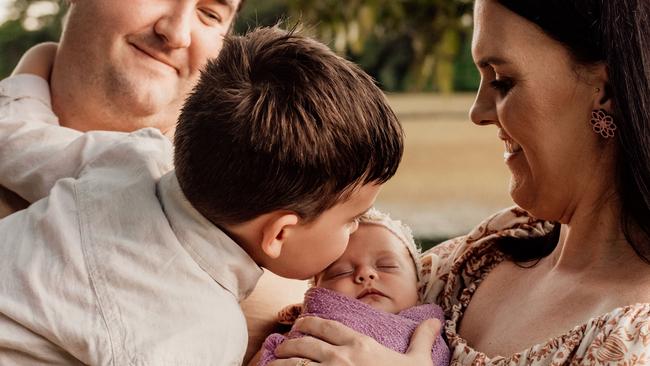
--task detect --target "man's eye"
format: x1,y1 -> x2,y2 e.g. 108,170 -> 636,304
199,9 -> 223,24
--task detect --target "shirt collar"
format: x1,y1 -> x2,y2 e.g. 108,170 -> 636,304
158,172 -> 263,301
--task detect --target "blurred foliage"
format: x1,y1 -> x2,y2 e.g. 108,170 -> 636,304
0,0 -> 479,91
0,0 -> 66,78
288,0 -> 478,92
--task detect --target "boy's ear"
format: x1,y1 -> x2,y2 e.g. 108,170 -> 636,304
260,212 -> 300,259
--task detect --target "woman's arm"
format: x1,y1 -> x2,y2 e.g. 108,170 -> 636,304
268,317 -> 441,366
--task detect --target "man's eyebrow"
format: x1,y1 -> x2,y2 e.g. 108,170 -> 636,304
476,56 -> 509,68
213,0 -> 236,14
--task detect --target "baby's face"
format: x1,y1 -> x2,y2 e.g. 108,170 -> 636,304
314,224 -> 419,314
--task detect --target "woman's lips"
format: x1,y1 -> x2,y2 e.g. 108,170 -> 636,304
503,140 -> 523,160
498,129 -> 522,160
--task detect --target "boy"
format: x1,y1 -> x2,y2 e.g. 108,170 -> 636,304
257,209 -> 450,366
0,27 -> 403,364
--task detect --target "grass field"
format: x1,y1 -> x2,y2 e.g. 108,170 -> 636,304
375,93 -> 514,240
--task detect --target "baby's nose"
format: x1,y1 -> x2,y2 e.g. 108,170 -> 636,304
354,267 -> 377,283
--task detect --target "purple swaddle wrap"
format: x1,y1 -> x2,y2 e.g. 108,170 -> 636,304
258,287 -> 450,366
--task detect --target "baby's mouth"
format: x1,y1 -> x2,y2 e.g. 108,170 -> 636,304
357,288 -> 388,299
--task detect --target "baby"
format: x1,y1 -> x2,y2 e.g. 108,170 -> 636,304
258,209 -> 450,366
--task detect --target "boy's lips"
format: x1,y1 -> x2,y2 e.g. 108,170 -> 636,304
357,288 -> 388,299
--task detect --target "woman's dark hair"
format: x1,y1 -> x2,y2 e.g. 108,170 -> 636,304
494,0 -> 650,263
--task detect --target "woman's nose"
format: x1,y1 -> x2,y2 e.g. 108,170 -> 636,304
469,84 -> 498,126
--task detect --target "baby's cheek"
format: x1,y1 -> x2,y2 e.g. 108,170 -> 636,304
318,280 -> 356,299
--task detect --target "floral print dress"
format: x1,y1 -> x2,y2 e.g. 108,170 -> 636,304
418,207 -> 650,365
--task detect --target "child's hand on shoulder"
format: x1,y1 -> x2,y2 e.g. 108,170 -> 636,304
12,42 -> 58,80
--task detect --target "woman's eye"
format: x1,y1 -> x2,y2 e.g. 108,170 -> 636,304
489,78 -> 514,95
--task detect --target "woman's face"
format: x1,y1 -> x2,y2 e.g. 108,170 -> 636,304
470,0 -> 613,221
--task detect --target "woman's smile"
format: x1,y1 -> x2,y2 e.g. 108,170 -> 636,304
498,129 -> 523,161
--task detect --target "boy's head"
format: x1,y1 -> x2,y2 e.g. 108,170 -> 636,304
314,209 -> 422,314
174,26 -> 403,279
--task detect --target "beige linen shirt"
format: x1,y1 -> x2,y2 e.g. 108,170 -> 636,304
0,75 -> 264,365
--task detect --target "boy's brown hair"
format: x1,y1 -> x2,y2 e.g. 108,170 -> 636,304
174,26 -> 403,225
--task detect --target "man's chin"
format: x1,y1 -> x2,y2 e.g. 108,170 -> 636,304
114,87 -> 182,119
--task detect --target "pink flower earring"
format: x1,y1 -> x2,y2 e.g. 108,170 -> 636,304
590,109 -> 616,138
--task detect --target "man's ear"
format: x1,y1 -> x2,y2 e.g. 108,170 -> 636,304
260,212 -> 300,259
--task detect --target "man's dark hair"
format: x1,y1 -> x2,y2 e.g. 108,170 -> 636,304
174,26 -> 403,225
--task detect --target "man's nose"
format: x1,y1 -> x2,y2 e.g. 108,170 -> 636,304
154,4 -> 193,49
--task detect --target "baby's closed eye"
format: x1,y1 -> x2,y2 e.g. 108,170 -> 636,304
376,258 -> 401,271
323,267 -> 354,280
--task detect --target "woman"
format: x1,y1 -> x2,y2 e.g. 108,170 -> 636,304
269,0 -> 650,364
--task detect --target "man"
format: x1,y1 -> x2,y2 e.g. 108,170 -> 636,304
0,0 -> 307,363
0,0 -> 237,213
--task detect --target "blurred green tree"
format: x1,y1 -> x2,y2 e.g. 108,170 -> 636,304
284,0 -> 477,92
0,0 -> 479,91
0,0 -> 66,78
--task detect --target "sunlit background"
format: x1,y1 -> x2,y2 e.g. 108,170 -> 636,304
0,0 -> 513,246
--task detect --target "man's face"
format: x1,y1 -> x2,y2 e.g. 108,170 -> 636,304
60,0 -> 240,132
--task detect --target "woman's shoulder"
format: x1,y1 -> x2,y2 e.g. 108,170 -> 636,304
584,303 -> 650,360
417,206 -> 553,306
543,303 -> 650,365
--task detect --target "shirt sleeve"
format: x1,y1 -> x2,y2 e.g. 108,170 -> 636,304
0,74 -> 127,202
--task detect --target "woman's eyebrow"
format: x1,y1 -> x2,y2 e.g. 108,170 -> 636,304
476,56 -> 509,68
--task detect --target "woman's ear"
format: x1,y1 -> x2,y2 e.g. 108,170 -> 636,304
260,212 -> 299,259
592,64 -> 613,112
